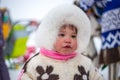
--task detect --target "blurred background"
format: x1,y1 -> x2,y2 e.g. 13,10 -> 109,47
0,0 -> 120,80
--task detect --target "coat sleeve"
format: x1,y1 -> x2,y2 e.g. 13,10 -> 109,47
17,59 -> 36,80
17,66 -> 34,80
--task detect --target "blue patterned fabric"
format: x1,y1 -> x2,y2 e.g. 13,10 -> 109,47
101,29 -> 120,49
79,0 -> 95,11
79,0 -> 112,16
78,0 -> 120,64
100,4 -> 120,50
79,0 -> 120,50
79,0 -> 111,11
99,0 -> 120,64
104,0 -> 120,12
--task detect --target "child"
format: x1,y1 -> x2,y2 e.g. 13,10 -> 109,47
18,4 -> 103,80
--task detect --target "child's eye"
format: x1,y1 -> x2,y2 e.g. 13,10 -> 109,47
58,33 -> 65,37
71,35 -> 76,38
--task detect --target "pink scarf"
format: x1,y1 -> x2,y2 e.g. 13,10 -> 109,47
40,47 -> 76,60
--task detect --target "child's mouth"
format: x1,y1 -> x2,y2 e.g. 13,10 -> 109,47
64,45 -> 71,48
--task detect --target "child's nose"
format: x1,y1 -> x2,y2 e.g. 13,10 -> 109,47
65,37 -> 71,43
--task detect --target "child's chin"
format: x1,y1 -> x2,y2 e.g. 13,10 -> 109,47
60,52 -> 72,55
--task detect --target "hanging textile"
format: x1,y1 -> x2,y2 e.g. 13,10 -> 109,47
75,0 -> 120,65
99,0 -> 120,64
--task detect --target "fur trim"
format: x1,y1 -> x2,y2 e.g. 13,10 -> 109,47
35,4 -> 91,53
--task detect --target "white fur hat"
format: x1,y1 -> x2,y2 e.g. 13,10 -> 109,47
35,4 -> 91,53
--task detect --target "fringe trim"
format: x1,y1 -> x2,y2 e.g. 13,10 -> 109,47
99,46 -> 120,65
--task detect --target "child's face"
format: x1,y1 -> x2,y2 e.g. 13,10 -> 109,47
54,24 -> 77,54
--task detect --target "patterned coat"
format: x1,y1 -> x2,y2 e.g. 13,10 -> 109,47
77,0 -> 120,64
99,0 -> 120,64
19,52 -> 103,80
